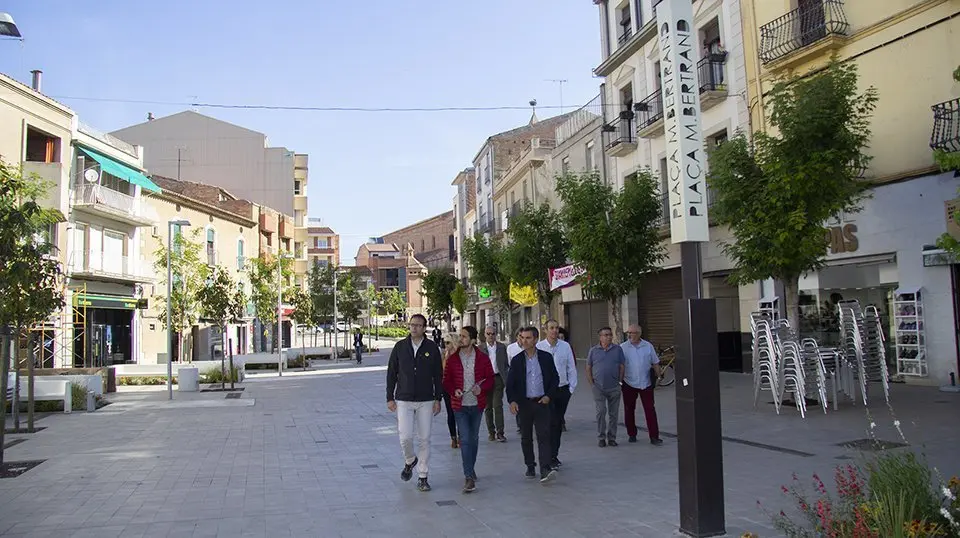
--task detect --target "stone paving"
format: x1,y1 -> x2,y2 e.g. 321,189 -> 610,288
2,347 -> 959,537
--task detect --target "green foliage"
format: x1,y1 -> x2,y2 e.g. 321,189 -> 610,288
502,202 -> 568,307
865,451 -> 941,526
420,269 -> 458,322
307,263 -> 335,327
362,326 -> 408,338
364,286 -> 382,321
0,161 -> 65,330
152,227 -> 210,336
381,288 -> 407,322
196,269 -> 245,329
289,289 -> 313,329
462,233 -> 513,315
708,59 -> 877,329
336,269 -> 365,323
247,254 -> 296,327
118,376 -> 175,386
200,365 -> 240,384
556,170 -> 665,338
932,65 -> 960,260
451,281 -> 468,318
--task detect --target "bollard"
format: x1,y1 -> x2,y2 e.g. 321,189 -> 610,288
951,372 -> 956,387
86,390 -> 96,412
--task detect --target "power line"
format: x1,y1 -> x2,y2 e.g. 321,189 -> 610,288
48,95 -> 615,113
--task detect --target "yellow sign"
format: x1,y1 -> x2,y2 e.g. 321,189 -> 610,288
510,283 -> 538,307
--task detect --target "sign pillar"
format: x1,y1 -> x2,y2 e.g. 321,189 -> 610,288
657,0 -> 725,535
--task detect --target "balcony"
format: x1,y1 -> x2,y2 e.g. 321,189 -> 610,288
603,114 -> 638,156
68,251 -> 152,284
259,213 -> 277,234
478,219 -> 493,235
279,217 -> 294,239
654,193 -> 671,230
759,0 -> 849,68
294,194 -> 308,212
698,54 -> 729,111
636,90 -> 665,139
617,25 -> 633,48
78,122 -> 138,158
931,98 -> 960,153
308,246 -> 335,255
70,184 -> 157,226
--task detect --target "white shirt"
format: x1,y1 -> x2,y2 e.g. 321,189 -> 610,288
506,342 -> 522,364
411,337 -> 424,357
486,344 -> 499,374
620,339 -> 659,389
537,338 -> 578,393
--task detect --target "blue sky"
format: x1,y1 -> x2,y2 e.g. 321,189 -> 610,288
0,1 -> 602,264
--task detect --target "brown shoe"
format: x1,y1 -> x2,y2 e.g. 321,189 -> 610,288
488,433 -> 496,442
463,478 -> 476,493
451,438 -> 459,449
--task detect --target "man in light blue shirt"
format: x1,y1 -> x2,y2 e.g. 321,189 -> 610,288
537,319 -> 577,468
620,324 -> 663,445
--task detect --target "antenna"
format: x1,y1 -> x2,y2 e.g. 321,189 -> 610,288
545,79 -> 568,113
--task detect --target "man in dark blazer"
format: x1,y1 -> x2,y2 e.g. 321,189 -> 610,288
481,325 -> 510,442
506,326 -> 560,483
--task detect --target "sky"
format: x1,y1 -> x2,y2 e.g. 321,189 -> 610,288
0,0 -> 603,264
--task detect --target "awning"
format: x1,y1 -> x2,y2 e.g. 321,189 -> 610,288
79,146 -> 162,194
73,293 -> 147,310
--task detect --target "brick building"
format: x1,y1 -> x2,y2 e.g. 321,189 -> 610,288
379,210 -> 455,271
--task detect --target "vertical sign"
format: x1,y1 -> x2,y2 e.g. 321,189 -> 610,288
657,0 -> 709,243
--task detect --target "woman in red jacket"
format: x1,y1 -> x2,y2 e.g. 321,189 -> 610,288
442,325 -> 494,493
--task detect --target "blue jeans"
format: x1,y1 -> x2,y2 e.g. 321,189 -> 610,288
454,406 -> 482,479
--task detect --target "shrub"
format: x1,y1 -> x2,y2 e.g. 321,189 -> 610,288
866,451 -> 941,526
70,383 -> 88,410
362,327 -> 408,339
117,376 -> 175,386
200,365 -> 240,384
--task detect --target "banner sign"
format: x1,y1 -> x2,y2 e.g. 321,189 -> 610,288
510,283 -> 538,307
549,264 -> 586,291
657,0 -> 710,243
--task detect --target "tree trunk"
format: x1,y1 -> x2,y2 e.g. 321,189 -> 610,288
302,329 -> 307,371
0,326 -> 11,464
228,337 -> 236,391
610,297 -> 624,344
220,325 -> 227,391
784,277 -> 801,332
27,331 -> 35,432
12,345 -> 20,430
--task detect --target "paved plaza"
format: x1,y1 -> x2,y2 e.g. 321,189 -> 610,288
2,346 -> 959,537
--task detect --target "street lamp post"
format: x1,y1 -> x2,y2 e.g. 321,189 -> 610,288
167,219 -> 191,400
333,268 -> 339,358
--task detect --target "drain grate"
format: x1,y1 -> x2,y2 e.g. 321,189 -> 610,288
361,464 -> 379,469
225,393 -> 241,399
0,459 -> 45,479
436,500 -> 458,507
837,439 -> 908,451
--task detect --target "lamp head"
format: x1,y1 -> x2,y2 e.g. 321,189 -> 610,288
0,13 -> 22,38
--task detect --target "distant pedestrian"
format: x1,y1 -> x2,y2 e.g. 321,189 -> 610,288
621,325 -> 663,445
537,319 -> 577,468
506,326 -> 559,483
432,325 -> 443,346
482,325 -> 510,442
443,326 -> 494,493
386,314 -> 443,492
354,329 -> 364,364
442,336 -> 460,449
586,327 -> 625,447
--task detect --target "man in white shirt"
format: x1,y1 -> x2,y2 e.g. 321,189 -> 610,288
505,329 -> 523,433
482,325 -> 510,442
620,324 -> 663,445
537,319 -> 577,468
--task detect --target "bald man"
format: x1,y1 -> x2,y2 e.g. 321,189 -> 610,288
620,325 -> 663,445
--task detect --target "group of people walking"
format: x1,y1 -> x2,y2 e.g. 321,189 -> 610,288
385,314 -> 662,494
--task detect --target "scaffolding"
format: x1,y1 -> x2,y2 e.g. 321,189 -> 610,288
29,282 -> 88,369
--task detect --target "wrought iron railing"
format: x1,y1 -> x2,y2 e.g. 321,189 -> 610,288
697,54 -> 727,92
931,98 -> 960,153
636,90 -> 664,131
78,122 -> 139,157
759,0 -> 849,64
556,93 -> 602,145
617,26 -> 633,47
604,116 -> 636,150
654,193 -> 670,229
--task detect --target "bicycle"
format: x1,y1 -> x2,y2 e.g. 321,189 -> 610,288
656,345 -> 676,387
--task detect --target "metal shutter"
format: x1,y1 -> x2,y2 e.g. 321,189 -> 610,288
636,269 -> 683,351
565,300 -> 608,359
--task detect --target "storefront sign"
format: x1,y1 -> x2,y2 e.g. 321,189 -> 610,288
477,287 -> 491,299
658,0 -> 709,244
549,264 -> 587,291
825,223 -> 859,254
73,293 -> 145,310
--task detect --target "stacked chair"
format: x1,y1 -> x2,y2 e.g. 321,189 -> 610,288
837,300 -> 891,406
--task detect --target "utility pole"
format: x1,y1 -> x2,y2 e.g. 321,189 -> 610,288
545,79 -> 568,113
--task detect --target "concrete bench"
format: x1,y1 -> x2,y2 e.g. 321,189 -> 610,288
5,374 -> 72,413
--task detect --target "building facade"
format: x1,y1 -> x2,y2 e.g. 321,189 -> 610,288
355,242 -> 427,318
379,211 -> 455,271
305,220 -> 340,270
742,0 -> 960,384
451,168 -> 476,284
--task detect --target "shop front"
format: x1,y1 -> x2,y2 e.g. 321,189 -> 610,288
72,290 -> 146,367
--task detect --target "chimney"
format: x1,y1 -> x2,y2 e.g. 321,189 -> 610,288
30,69 -> 42,92
147,112 -> 155,121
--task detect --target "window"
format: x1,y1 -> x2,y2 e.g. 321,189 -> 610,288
101,171 -> 132,196
172,223 -> 183,255
206,228 -> 216,265
294,210 -> 305,227
237,238 -> 245,269
509,191 -> 516,207
522,180 -> 528,201
421,239 -> 425,251
654,61 -> 663,90
708,129 -> 729,147
432,236 -> 436,249
25,127 -> 60,163
294,242 -> 302,258
561,157 -> 570,175
585,141 -> 596,171
294,180 -> 302,195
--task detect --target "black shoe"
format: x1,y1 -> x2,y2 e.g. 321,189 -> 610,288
628,436 -> 638,443
497,434 -> 507,443
598,439 -> 607,448
651,438 -> 664,446
401,457 -> 418,481
551,458 -> 562,468
463,478 -> 476,493
525,466 -> 536,479
608,439 -> 619,447
540,468 -> 558,483
417,477 -> 431,492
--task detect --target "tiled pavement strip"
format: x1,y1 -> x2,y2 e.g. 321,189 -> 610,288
1,346 -> 959,538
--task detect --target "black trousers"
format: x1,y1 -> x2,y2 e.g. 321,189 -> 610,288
550,386 -> 571,460
518,398 -> 552,472
442,391 -> 457,439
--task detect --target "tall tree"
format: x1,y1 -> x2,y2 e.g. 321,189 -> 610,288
306,263 -> 334,345
462,233 -> 514,329
363,285 -> 382,333
451,281 -> 468,328
248,254 -> 296,352
196,268 -> 246,388
708,60 -> 877,330
381,288 -> 407,325
420,269 -> 458,327
502,202 -> 569,316
336,269 -> 365,350
557,170 -> 665,340
0,161 -> 65,460
289,289 -> 313,370
152,227 -> 210,362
